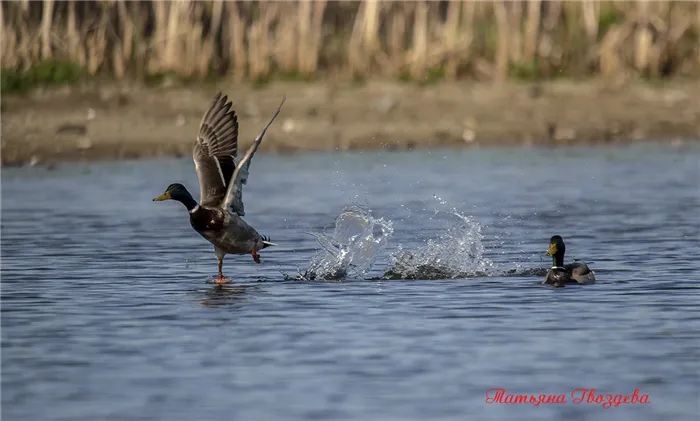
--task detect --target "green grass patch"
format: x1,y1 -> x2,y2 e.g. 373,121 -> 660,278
1,59 -> 83,94
276,70 -> 317,83
397,66 -> 446,86
351,72 -> 367,86
251,73 -> 272,89
598,4 -> 619,38
510,60 -> 539,81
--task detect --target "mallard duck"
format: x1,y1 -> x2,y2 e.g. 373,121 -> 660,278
153,92 -> 285,283
543,235 -> 596,287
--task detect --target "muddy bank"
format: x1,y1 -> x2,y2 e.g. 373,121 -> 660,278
2,80 -> 699,167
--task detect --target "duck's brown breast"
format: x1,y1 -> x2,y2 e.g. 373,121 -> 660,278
190,207 -> 225,232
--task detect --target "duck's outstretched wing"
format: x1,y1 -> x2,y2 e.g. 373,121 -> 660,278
193,92 -> 239,208
221,97 -> 285,216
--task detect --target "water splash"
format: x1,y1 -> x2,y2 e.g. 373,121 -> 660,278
382,196 -> 495,280
296,204 -> 393,281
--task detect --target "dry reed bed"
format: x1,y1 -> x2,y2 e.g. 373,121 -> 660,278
2,1 -> 700,82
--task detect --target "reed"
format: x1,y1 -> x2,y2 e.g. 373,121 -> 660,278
1,0 -> 699,92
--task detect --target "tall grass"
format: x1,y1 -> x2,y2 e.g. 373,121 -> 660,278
1,0 -> 699,90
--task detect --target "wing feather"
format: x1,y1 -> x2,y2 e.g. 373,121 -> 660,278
193,92 -> 239,207
565,261 -> 596,284
221,97 -> 286,216
566,261 -> 591,276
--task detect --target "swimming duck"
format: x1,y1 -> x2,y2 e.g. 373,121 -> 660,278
543,235 -> 596,287
154,92 -> 285,283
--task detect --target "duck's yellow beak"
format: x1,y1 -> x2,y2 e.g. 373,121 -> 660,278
153,192 -> 171,201
546,243 -> 557,255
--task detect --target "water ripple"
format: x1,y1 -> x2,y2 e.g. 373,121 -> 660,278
2,144 -> 699,421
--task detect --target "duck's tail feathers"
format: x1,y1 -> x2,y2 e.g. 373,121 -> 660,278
261,235 -> 278,249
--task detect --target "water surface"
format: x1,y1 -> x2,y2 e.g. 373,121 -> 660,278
2,144 -> 699,421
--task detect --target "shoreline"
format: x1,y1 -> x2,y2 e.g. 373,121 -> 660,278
2,80 -> 699,167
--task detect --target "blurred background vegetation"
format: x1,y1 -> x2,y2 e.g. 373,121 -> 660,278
2,0 -> 699,93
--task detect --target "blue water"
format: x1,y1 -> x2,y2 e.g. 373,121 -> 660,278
2,143 -> 699,420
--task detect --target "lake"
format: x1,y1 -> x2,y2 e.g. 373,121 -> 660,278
2,143 -> 699,421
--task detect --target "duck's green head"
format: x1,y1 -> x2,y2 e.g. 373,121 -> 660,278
546,235 -> 566,266
546,235 -> 565,256
153,183 -> 197,210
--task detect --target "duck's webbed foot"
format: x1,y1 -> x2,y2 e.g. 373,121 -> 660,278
214,258 -> 231,284
252,249 -> 261,264
214,276 -> 232,284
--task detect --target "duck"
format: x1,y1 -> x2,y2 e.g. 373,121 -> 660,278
543,235 -> 596,287
153,92 -> 285,283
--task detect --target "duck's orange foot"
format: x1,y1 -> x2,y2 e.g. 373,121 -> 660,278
213,277 -> 232,284
252,250 -> 261,264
